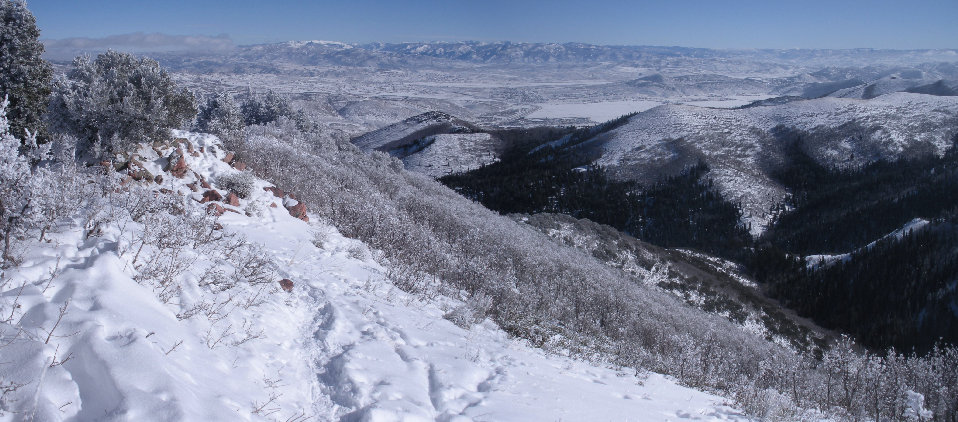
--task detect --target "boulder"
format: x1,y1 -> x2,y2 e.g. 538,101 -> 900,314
263,186 -> 285,198
154,174 -> 164,184
287,202 -> 308,222
127,158 -> 154,182
225,192 -> 240,206
166,149 -> 189,178
206,203 -> 226,216
186,183 -> 199,192
278,279 -> 294,292
201,190 -> 222,203
223,152 -> 235,164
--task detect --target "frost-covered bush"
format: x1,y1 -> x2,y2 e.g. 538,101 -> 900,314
195,92 -> 244,145
230,119 -> 958,421
0,96 -> 31,264
217,171 -> 255,198
240,90 -> 309,131
0,0 -> 51,142
0,96 -> 80,265
48,51 -> 196,156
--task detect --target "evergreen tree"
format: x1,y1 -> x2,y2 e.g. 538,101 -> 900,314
0,0 -> 52,142
48,50 -> 196,155
196,92 -> 244,135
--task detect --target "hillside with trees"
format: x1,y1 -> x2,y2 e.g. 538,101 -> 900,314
0,1 -> 957,420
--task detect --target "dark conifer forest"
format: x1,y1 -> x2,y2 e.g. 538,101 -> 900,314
443,119 -> 958,354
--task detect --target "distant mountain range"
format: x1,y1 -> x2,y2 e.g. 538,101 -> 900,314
90,40 -> 958,75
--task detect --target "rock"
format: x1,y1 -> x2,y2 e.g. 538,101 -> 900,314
154,174 -> 164,184
191,151 -> 201,157
263,186 -> 285,198
223,152 -> 235,164
128,158 -> 154,182
201,190 -> 222,203
287,202 -> 308,222
199,146 -> 205,153
206,203 -> 226,216
232,161 -> 247,171
278,279 -> 294,292
225,192 -> 240,206
200,177 -> 211,189
212,223 -> 223,231
159,188 -> 173,195
269,203 -> 277,208
186,183 -> 199,192
166,149 -> 189,178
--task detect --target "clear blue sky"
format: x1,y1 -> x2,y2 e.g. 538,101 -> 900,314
27,0 -> 958,49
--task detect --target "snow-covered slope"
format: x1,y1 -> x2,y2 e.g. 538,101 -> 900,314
351,111 -> 481,152
805,218 -> 930,268
0,132 -> 745,421
399,133 -> 499,177
585,92 -> 958,233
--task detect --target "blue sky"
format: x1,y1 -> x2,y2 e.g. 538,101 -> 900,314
28,0 -> 958,50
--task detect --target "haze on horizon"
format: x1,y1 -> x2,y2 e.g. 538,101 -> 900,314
29,0 -> 958,54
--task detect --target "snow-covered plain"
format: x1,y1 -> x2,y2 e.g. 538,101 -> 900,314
0,132 -> 747,421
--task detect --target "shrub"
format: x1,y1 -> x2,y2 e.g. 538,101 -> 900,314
0,0 -> 52,142
195,92 -> 244,144
217,172 -> 255,198
48,51 -> 196,156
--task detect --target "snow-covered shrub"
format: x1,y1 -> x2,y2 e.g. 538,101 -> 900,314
444,293 -> 493,328
195,92 -> 244,146
0,0 -> 51,142
217,171 -> 256,198
48,50 -> 196,157
240,90 -> 309,131
222,107 -> 958,422
196,92 -> 244,134
0,97 -> 32,264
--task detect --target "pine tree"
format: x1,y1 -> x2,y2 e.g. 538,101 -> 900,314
0,0 -> 52,142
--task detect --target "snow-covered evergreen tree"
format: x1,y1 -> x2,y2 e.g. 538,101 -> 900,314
196,92 -> 244,135
48,50 -> 196,156
0,96 -> 34,263
240,89 -> 309,131
0,0 -> 52,142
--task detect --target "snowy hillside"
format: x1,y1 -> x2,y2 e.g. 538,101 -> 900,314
0,132 -> 746,421
586,92 -> 958,232
399,133 -> 499,177
351,111 -> 480,152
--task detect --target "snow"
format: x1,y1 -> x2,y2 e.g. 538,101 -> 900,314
0,132 -> 748,421
805,218 -> 930,268
592,93 -> 958,234
526,100 -> 662,122
400,133 -> 499,177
